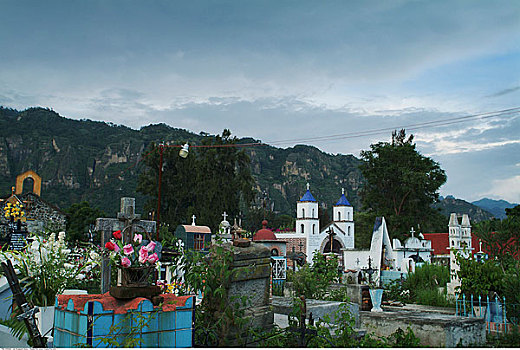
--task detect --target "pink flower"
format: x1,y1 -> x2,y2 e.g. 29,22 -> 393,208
145,241 -> 156,252
121,257 -> 131,267
139,246 -> 149,263
123,244 -> 134,255
133,234 -> 143,244
147,253 -> 159,264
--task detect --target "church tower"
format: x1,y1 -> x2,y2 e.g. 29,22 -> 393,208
296,183 -> 319,262
447,213 -> 472,295
332,188 -> 354,249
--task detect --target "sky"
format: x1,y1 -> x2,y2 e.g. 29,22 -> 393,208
1,0 -> 519,203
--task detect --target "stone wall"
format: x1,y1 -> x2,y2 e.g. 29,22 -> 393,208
359,309 -> 486,347
221,242 -> 274,345
23,193 -> 66,233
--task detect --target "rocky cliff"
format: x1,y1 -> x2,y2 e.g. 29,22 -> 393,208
0,107 -> 364,216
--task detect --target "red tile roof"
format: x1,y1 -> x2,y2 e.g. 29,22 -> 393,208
423,233 -> 491,256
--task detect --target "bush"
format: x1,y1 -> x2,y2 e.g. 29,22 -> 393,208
287,252 -> 340,299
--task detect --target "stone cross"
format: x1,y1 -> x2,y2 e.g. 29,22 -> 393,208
95,197 -> 156,293
191,215 -> 196,226
410,227 -> 415,237
222,211 -> 228,222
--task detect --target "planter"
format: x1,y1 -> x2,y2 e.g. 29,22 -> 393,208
121,265 -> 155,287
110,265 -> 161,300
369,288 -> 384,312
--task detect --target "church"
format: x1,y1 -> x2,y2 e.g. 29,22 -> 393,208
274,184 -> 355,268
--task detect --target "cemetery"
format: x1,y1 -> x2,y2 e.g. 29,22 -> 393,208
0,170 -> 518,348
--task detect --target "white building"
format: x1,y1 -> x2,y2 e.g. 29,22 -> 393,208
343,217 -> 433,284
446,213 -> 472,295
274,184 -> 355,266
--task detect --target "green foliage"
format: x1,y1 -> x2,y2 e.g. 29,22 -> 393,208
486,327 -> 520,348
65,201 -> 105,244
242,208 -> 295,233
359,129 -> 447,240
385,264 -> 453,307
386,326 -> 422,347
182,241 -> 251,347
287,252 -> 340,299
137,129 -> 255,232
456,254 -> 504,298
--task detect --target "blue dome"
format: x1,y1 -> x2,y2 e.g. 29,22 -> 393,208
335,194 -> 351,206
299,190 -> 317,202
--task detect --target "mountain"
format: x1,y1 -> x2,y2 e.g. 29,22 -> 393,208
471,198 -> 518,219
0,107 -> 363,217
432,195 -> 494,223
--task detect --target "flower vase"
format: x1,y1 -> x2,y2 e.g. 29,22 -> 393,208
35,305 -> 55,339
369,288 -> 384,312
110,265 -> 161,300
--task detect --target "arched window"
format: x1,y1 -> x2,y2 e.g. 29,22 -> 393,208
271,248 -> 279,256
302,208 -> 305,218
451,240 -> 454,247
312,208 -> 315,218
301,224 -> 305,234
338,212 -> 341,221
312,224 -> 316,234
348,226 -> 351,236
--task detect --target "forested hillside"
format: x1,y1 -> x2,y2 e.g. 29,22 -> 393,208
0,107 -> 364,217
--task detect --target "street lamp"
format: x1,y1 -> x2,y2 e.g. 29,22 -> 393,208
179,143 -> 189,158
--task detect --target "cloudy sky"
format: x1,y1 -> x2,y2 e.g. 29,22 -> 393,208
1,1 -> 519,203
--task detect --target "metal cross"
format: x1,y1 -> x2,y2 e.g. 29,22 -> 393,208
356,258 -> 360,266
222,211 -> 228,221
191,215 -> 196,226
410,227 -> 415,237
298,240 -> 304,252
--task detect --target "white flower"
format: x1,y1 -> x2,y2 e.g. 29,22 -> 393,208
76,274 -> 85,280
58,231 -> 66,242
89,251 -> 100,261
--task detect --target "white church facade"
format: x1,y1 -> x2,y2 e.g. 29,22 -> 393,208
275,184 -> 355,266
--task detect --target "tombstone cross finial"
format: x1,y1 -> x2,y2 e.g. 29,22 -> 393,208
222,211 -> 228,222
410,227 -> 415,237
191,215 -> 196,226
306,183 -> 310,191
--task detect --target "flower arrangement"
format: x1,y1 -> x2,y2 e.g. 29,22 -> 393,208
158,280 -> 185,296
0,232 -> 100,306
3,202 -> 25,220
104,229 -> 162,269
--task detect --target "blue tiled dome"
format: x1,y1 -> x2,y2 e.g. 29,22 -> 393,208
335,194 -> 351,206
299,190 -> 317,202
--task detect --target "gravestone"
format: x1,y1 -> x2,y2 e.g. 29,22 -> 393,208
9,229 -> 27,251
219,241 -> 273,345
95,198 -> 156,293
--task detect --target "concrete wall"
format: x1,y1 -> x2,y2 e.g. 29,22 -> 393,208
359,310 -> 486,347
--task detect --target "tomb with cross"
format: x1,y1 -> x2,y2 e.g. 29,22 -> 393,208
173,215 -> 212,252
95,197 -> 157,293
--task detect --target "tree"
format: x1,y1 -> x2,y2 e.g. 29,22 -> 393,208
137,129 -> 255,231
359,129 -> 447,240
65,201 -> 105,244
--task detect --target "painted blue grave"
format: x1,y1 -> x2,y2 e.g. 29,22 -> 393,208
54,293 -> 194,348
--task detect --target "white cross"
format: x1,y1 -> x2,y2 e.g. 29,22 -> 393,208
342,188 -> 345,195
191,215 -> 196,226
410,227 -> 415,237
222,211 -> 228,221
306,183 -> 310,191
